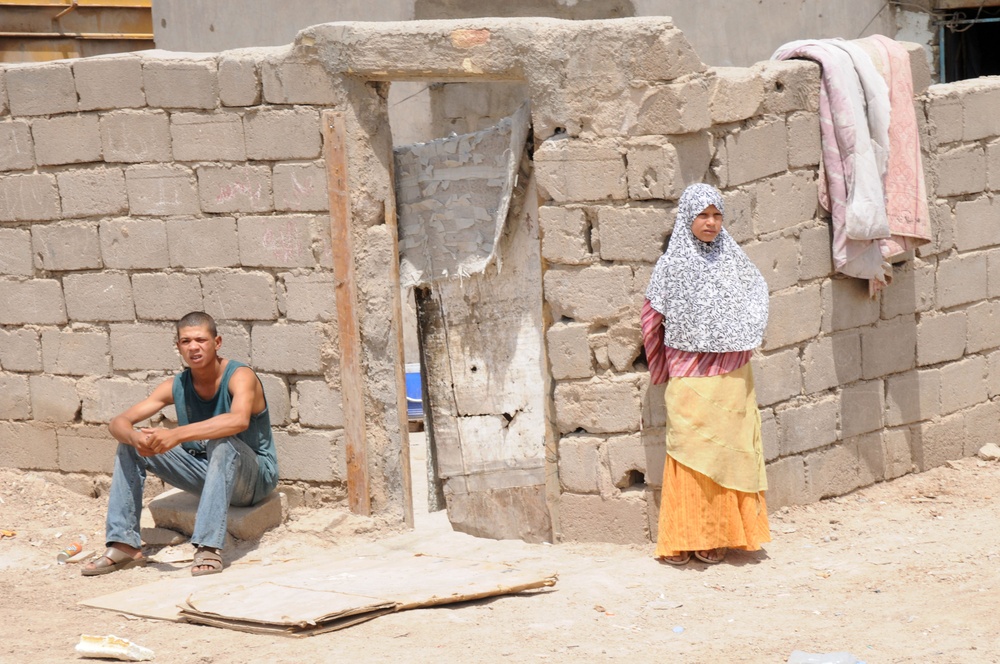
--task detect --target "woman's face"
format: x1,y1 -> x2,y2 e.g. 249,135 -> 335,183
691,204 -> 723,243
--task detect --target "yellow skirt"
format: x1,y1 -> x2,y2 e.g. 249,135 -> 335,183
655,456 -> 770,557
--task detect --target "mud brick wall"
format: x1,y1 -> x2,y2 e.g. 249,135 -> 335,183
0,51 -> 347,505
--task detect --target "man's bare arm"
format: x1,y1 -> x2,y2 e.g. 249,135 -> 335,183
109,378 -> 175,454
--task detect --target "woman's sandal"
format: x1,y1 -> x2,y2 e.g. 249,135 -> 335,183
694,548 -> 726,564
191,546 -> 224,577
81,546 -> 147,577
658,552 -> 692,566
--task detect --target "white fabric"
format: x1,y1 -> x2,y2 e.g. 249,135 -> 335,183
645,184 -> 769,353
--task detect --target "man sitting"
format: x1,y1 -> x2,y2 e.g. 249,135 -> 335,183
83,311 -> 279,577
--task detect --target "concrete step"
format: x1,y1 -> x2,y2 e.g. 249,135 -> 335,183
148,488 -> 286,543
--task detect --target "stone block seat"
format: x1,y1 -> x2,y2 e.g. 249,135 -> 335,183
148,487 -> 287,543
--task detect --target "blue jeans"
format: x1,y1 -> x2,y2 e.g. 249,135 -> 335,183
105,437 -> 262,551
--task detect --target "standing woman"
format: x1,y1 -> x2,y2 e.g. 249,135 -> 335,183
642,183 -> 771,565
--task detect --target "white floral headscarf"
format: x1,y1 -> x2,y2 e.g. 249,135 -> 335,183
645,184 -> 769,353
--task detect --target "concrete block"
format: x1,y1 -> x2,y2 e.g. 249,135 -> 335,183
273,161 -> 328,212
935,144 -> 986,197
166,216 -> 239,268
73,55 -> 145,111
861,315 -> 916,379
916,310 -> 967,366
710,66 -> 762,124
56,167 -> 127,218
280,272 -> 335,322
631,27 -> 705,82
143,59 -> 218,110
743,237 -> 800,293
880,257 -> 935,319
0,279 -> 66,325
41,329 -> 110,376
639,375 -> 666,429
822,277 -> 880,332
913,411 -> 964,470
804,438 -> 867,500
753,171 -> 818,235
839,380 -> 884,439
624,137 -> 678,202
99,110 -> 172,162
109,323 -> 180,371
723,118 -> 788,187
546,322 -> 593,380
554,375 -> 640,435
29,375 -> 80,423
671,132 -> 715,196
633,77 -> 712,135
989,248 -> 1000,298
254,373 -> 290,426
56,425 -> 114,473
937,251 -> 988,309
970,301 -> 1000,353
595,205 -> 669,263
762,408 -> 779,462
802,331 -> 862,394
0,173 -> 60,221
31,114 -> 102,166
63,272 -> 134,322
0,227 -> 32,275
639,428 -> 667,486
778,395 -> 839,456
197,164 -> 272,213
535,140 -> 626,203
218,322 -> 251,365
764,455 -> 808,508
787,111 -> 821,169
882,427 -> 914,480
988,140 -> 1000,192
964,399 -> 1000,456
926,89 -> 962,145
218,54 -> 261,107
752,347 -> 801,407
0,120 -> 34,170
607,320 -> 642,372
722,188 -> 753,243
237,215 -> 315,268
543,265 -> 633,324
607,433 -> 649,489
99,218 -> 169,270
133,272 -> 203,320
244,108 -> 321,160
6,62 -> 77,116
755,59 -> 820,115
149,487 -> 285,541
261,60 -> 338,105
885,369 -> 941,426
441,82 -> 490,118
0,372 -> 29,419
557,434 -> 602,494
124,164 -> 199,216
954,196 -> 1000,252
989,350 -> 1000,398
962,81 -> 1000,141
916,200 -> 953,258
539,206 -> 590,265
763,284 -> 822,350
31,222 -> 101,271
798,224 -> 833,282
170,111 -> 246,162
0,421 -> 57,470
939,355 -> 987,415
202,271 -> 278,321
558,492 -> 649,545
274,429 -> 344,481
79,377 -> 153,425
295,378 -> 343,428
0,328 -> 41,371
252,322 -> 325,374
903,41 -> 932,94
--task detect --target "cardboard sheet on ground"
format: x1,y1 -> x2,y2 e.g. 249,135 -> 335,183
80,550 -> 557,636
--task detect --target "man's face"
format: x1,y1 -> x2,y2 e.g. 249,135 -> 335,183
176,325 -> 220,368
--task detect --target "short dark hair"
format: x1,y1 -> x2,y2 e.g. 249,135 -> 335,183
176,311 -> 218,338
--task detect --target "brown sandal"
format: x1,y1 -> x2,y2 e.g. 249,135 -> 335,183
658,552 -> 691,566
694,548 -> 726,564
81,546 -> 147,577
191,547 -> 224,577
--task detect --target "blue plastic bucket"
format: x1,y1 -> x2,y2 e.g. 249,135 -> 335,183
404,363 -> 423,419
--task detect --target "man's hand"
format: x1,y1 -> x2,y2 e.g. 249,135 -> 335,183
135,427 -> 180,457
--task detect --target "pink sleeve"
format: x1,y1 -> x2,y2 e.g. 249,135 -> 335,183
641,299 -> 669,385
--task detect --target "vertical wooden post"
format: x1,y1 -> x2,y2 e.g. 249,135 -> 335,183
323,110 -> 371,516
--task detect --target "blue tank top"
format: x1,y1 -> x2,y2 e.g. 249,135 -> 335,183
171,359 -> 278,501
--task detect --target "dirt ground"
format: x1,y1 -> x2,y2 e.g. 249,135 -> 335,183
3,435 -> 1000,663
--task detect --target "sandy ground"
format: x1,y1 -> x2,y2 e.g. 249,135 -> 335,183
3,434 -> 1000,664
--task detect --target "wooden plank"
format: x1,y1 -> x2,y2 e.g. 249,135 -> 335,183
323,110 -> 371,516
